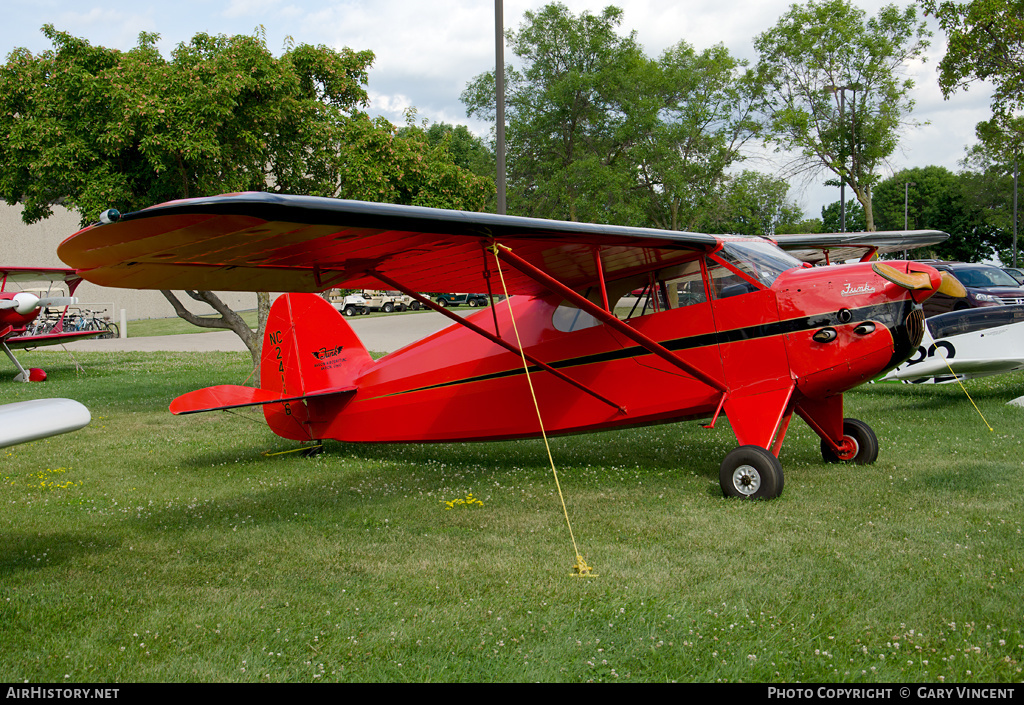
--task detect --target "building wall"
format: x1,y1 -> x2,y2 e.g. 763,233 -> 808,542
0,204 -> 258,321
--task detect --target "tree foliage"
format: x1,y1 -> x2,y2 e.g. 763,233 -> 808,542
921,0 -> 1024,114
0,26 -> 491,366
462,2 -> 757,230
696,170 -> 804,237
754,0 -> 931,231
873,165 -> 1009,262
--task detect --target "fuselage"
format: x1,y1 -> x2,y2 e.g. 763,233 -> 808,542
288,250 -> 930,445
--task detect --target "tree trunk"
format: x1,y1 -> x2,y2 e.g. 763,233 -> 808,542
160,290 -> 269,369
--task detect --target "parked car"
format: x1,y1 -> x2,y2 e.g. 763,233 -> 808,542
334,293 -> 368,316
435,293 -> 488,308
326,290 -> 368,316
362,290 -> 422,313
916,260 -> 1024,317
1002,267 -> 1024,285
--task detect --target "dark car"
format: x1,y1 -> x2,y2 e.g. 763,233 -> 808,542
917,260 -> 1024,317
1002,267 -> 1024,285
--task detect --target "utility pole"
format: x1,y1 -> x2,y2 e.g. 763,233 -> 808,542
495,0 -> 507,215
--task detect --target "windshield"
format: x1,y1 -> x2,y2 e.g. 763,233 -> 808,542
953,266 -> 1021,288
718,240 -> 803,287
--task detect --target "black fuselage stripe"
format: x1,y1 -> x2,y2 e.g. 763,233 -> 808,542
368,301 -> 909,398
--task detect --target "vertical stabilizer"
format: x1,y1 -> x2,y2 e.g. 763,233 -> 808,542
260,293 -> 373,440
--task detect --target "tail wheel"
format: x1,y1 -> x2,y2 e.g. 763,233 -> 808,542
720,445 -> 784,500
820,418 -> 878,464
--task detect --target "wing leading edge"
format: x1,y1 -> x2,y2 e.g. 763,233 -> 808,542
58,192 -> 950,295
57,192 -> 719,296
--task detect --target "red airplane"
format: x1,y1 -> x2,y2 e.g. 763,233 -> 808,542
0,267 -> 106,382
0,268 -> 94,447
57,193 -> 963,499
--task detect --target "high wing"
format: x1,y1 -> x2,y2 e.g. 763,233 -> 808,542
773,231 -> 948,265
57,192 -> 720,296
58,193 -> 950,294
0,267 -> 84,288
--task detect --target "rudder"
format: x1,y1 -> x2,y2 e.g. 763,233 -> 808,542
261,293 -> 373,440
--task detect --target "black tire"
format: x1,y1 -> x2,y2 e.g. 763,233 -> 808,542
468,299 -> 479,307
820,418 -> 879,464
720,445 -> 784,499
343,305 -> 356,316
410,301 -> 420,311
437,299 -> 448,308
382,302 -> 394,313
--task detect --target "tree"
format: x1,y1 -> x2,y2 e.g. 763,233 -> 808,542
696,170 -> 804,237
754,0 -> 931,231
462,2 -> 758,231
0,26 -> 491,367
921,0 -> 1024,114
821,200 -> 867,233
873,165 -> 1008,261
463,3 -> 649,223
632,42 -> 761,231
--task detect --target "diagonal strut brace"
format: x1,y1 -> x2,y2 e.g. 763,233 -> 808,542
367,269 -> 626,414
490,243 -> 727,394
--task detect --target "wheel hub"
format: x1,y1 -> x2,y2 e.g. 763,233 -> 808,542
834,436 -> 860,461
731,464 -> 761,496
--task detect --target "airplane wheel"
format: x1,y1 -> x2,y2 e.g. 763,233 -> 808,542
820,418 -> 878,464
720,445 -> 784,500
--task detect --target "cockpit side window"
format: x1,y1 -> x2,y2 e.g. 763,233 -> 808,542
551,257 -> 710,331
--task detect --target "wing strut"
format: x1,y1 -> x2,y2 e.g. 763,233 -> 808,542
490,243 -> 728,394
367,269 -> 627,415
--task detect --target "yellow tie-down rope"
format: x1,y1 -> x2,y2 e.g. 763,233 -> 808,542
491,243 -> 596,577
940,354 -> 993,432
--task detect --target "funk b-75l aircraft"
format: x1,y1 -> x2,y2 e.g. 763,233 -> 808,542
57,192 -> 962,499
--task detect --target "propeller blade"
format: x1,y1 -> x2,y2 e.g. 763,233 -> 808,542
937,271 -> 967,298
0,300 -> 19,310
871,262 -> 932,291
36,297 -> 78,308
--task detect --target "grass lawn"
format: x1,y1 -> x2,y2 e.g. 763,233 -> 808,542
1,348 -> 1022,682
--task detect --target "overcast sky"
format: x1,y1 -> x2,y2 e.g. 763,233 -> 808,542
1,0 -> 997,222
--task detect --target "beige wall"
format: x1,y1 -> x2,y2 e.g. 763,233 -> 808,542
0,204 -> 257,321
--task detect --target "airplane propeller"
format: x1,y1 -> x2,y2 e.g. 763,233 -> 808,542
0,293 -> 78,315
871,263 -> 967,298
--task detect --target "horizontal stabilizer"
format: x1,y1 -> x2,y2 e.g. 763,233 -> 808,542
170,384 -> 356,415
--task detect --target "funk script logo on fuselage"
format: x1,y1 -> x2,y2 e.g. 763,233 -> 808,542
309,344 -> 348,372
311,345 -> 345,360
840,282 -> 876,297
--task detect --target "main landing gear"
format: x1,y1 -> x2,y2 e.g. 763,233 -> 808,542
719,417 -> 878,500
720,445 -> 784,499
